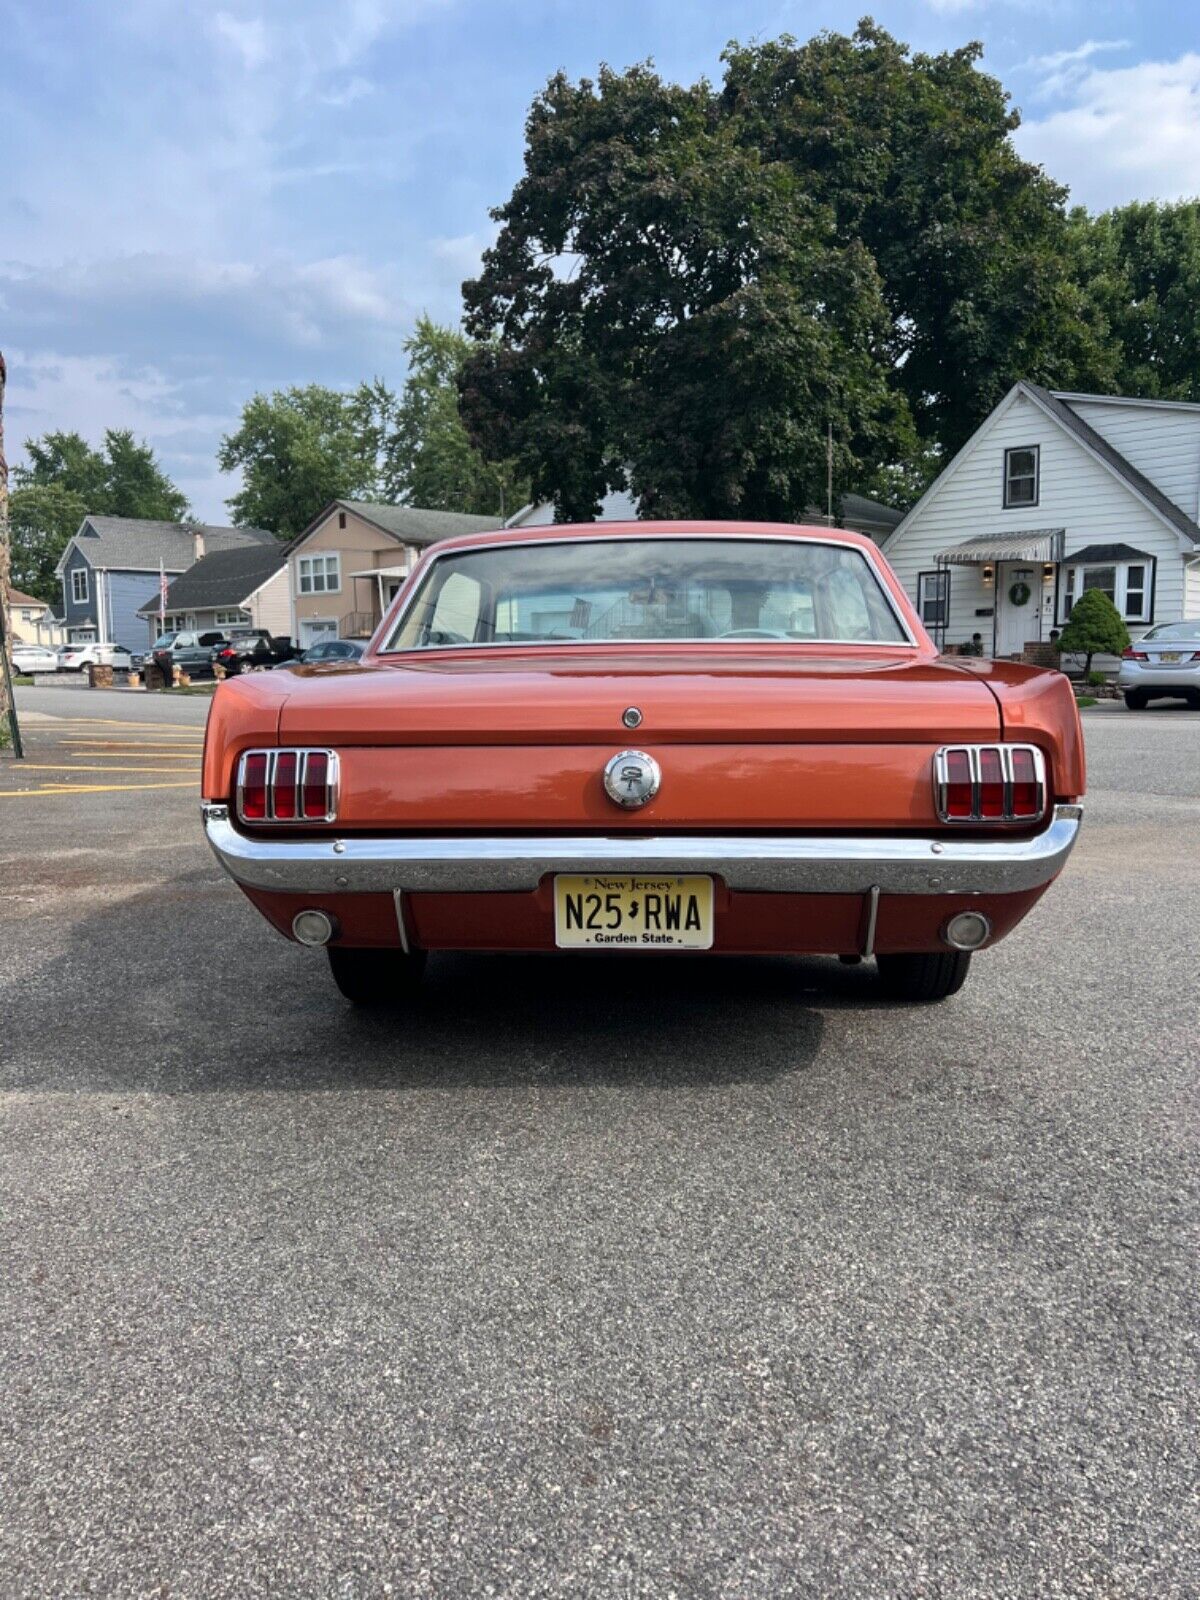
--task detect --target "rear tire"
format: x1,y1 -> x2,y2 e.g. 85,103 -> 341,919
327,945 -> 427,1005
877,950 -> 971,1002
1124,690 -> 1149,710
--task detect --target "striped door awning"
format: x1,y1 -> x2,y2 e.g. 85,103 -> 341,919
937,529 -> 1065,565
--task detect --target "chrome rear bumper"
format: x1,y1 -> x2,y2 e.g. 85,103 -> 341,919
202,804 -> 1082,897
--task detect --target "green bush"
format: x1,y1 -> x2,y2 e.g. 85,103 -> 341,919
1055,588 -> 1130,677
1087,669 -> 1107,686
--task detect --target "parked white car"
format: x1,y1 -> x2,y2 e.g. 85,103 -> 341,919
11,643 -> 60,675
59,641 -> 134,672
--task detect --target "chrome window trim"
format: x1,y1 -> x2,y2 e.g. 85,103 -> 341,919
377,533 -> 919,655
933,744 -> 1046,825
235,748 -> 340,825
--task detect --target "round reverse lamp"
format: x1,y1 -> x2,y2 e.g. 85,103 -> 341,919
943,911 -> 992,951
292,909 -> 337,947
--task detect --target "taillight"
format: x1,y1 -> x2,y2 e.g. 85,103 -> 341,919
235,748 -> 338,823
1122,647 -> 1148,661
240,751 -> 268,820
934,745 -> 1046,824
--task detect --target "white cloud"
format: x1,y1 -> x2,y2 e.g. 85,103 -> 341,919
1019,38 -> 1130,98
921,0 -> 984,13
211,12 -> 269,70
1016,52 -> 1200,209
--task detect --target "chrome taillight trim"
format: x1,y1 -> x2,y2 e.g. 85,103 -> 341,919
235,748 -> 340,824
933,743 -> 1046,825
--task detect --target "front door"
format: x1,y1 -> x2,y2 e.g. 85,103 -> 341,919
994,562 -> 1041,657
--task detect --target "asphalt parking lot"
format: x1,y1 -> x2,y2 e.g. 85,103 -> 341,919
2,687 -> 1198,1599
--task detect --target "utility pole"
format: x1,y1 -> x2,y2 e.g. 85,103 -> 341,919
0,349 -> 26,758
826,420 -> 834,526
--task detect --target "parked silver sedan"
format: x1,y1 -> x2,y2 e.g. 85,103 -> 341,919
1118,621 -> 1200,709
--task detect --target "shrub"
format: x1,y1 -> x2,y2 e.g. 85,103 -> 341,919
1055,589 -> 1130,677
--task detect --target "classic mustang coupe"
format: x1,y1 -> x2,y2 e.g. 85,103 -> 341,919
201,522 -> 1084,1004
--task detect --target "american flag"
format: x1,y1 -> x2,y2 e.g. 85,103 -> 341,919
159,560 -> 168,624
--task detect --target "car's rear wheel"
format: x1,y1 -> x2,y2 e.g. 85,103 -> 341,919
1124,690 -> 1149,710
327,945 -> 427,1005
876,950 -> 971,1002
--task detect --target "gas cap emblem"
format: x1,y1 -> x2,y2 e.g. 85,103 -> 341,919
603,750 -> 661,809
622,706 -> 643,729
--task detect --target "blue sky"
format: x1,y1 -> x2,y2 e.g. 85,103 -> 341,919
3,0 -> 1198,520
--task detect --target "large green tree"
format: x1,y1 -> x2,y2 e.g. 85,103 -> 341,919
10,428 -> 189,600
382,316 -> 525,518
218,382 -> 396,536
1069,200 -> 1200,401
461,22 -> 1111,519
461,60 -> 913,521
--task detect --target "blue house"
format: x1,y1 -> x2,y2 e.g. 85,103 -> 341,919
55,517 -> 275,652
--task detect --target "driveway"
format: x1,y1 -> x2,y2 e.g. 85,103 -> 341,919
2,689 -> 1197,1598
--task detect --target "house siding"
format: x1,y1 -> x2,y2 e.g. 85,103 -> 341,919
511,488 -> 641,526
1184,559 -> 1200,620
885,390 -> 1191,656
248,567 -> 292,637
1067,400 -> 1200,527
289,509 -> 419,641
105,572 -> 164,653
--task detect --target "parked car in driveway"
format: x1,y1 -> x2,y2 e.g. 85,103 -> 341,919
201,520 -> 1086,1006
11,643 -> 59,675
213,629 -> 301,675
1119,622 -> 1200,709
150,630 -> 228,681
59,641 -> 134,672
272,638 -> 365,669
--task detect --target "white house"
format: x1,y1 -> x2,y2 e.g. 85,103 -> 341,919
883,383 -> 1200,660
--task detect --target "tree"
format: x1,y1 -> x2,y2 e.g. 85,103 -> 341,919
460,24 -> 1110,518
1069,200 -> 1200,401
1055,588 -> 1130,678
7,485 -> 87,601
218,383 -> 396,536
461,61 -> 913,521
15,428 -> 188,521
382,316 -> 525,517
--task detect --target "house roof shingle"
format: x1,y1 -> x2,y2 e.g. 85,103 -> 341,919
1029,385 -> 1200,548
137,542 -> 288,616
68,516 -> 276,572
7,586 -> 48,608
291,501 -> 501,554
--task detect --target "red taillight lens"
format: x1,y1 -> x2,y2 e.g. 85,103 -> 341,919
237,748 -> 336,823
302,752 -> 330,818
1122,647 -> 1148,661
944,748 -> 973,818
978,746 -> 1004,818
240,752 -> 268,820
273,751 -> 298,819
1009,746 -> 1040,818
936,744 -> 1045,824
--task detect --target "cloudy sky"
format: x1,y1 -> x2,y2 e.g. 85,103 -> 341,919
3,0 -> 1197,520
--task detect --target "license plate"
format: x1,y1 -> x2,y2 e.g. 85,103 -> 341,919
1158,652 -> 1182,663
554,874 -> 714,949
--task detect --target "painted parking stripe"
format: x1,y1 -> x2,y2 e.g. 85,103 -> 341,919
17,764 -> 204,774
0,780 -> 199,798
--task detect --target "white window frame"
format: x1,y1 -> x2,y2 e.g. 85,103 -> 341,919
297,553 -> 341,596
1059,559 -> 1152,624
1003,446 -> 1040,509
213,608 -> 250,626
71,567 -> 89,605
916,569 -> 950,629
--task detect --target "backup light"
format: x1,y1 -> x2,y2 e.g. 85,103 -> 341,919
236,748 -> 339,823
943,911 -> 992,950
933,744 -> 1046,825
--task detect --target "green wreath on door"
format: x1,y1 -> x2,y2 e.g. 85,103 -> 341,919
1008,580 -> 1032,607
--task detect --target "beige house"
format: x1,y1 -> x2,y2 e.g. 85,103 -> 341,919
286,501 -> 501,646
7,586 -> 68,646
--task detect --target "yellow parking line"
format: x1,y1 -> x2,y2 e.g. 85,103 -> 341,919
19,764 -> 203,773
0,780 -> 199,798
45,719 -> 207,732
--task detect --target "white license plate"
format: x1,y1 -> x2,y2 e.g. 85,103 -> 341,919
1157,652 -> 1182,663
554,874 -> 714,949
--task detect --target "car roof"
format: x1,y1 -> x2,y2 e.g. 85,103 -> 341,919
419,519 -> 883,560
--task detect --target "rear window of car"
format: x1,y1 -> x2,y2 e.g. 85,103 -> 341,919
1143,621 -> 1198,641
384,537 -> 909,651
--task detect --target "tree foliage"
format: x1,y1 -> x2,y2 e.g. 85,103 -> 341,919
460,21 -> 1110,520
383,316 -> 526,517
10,429 -> 188,600
1068,200 -> 1200,401
218,383 -> 397,537
1056,588 -> 1130,676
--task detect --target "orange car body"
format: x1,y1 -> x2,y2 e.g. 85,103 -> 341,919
201,522 -> 1084,984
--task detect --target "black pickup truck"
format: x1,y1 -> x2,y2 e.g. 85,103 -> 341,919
213,628 -> 301,676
